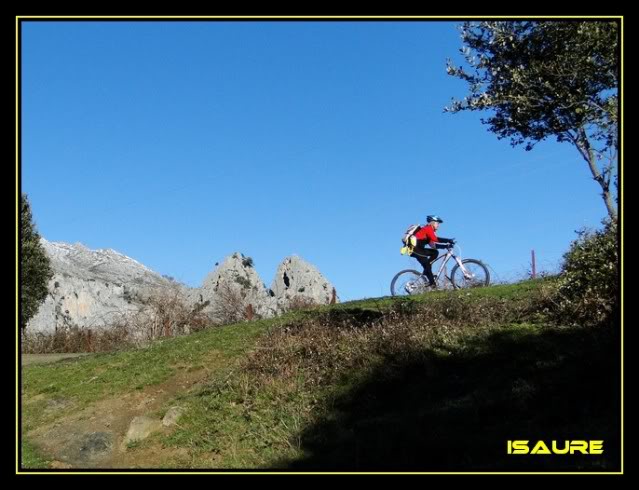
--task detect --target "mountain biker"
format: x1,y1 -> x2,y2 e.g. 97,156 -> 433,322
411,215 -> 455,288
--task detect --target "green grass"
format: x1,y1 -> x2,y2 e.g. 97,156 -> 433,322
21,317 -> 286,431
260,323 -> 614,470
21,440 -> 51,469
320,277 -> 557,314
21,279 -> 620,471
288,323 -> 619,472
161,376 -> 311,468
158,280 -> 618,471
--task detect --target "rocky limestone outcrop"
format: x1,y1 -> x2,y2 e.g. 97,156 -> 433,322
191,253 -> 278,322
27,239 -> 172,333
271,255 -> 339,309
27,241 -> 339,333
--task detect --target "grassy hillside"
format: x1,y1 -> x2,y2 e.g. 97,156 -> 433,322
20,279 -> 621,472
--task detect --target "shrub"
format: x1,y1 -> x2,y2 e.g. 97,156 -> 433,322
553,220 -> 619,327
210,282 -> 250,325
21,285 -> 212,353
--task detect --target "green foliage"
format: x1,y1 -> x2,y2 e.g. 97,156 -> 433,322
21,194 -> 53,330
446,21 -> 618,148
446,21 -> 619,219
554,221 -> 619,326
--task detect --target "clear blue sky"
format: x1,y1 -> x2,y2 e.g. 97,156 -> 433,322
21,20 -> 610,301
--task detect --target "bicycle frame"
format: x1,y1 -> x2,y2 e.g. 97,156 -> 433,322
430,247 -> 472,287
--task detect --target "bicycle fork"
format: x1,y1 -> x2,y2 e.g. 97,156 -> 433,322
453,256 -> 474,280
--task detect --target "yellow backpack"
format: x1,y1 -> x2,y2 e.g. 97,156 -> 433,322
400,224 -> 421,255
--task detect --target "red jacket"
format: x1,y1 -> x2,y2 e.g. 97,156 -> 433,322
414,224 -> 438,244
413,225 -> 453,250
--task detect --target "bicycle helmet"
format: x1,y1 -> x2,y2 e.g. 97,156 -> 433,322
426,215 -> 444,223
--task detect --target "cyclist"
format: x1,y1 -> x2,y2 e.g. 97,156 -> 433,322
411,215 -> 455,289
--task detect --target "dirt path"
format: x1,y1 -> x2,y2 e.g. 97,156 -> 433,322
22,353 -> 92,366
24,352 -> 224,469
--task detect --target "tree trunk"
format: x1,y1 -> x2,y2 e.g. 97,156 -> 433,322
574,129 -> 618,221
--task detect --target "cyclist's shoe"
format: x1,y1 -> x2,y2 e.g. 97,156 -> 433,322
428,282 -> 438,290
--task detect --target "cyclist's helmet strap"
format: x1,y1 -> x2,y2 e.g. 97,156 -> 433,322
426,215 -> 444,223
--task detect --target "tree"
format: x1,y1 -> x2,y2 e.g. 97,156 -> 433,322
446,21 -> 619,220
20,194 -> 53,330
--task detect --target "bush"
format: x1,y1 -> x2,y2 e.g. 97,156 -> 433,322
210,282 -> 250,325
285,295 -> 319,312
553,220 -> 619,327
22,325 -> 132,354
21,285 -> 213,353
244,293 -> 547,389
130,285 -> 212,340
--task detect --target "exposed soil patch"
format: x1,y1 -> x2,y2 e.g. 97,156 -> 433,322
25,355 -> 218,469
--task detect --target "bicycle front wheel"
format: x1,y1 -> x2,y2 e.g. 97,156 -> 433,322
390,269 -> 425,296
450,259 -> 490,289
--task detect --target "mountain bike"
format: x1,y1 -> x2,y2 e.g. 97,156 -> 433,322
390,243 -> 490,296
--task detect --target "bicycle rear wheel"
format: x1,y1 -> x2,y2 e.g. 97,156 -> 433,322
450,259 -> 490,289
390,269 -> 426,296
